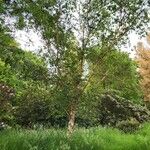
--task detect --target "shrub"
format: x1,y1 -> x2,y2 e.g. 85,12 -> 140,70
16,84 -> 52,127
97,93 -> 150,132
0,83 -> 15,126
15,84 -> 67,128
116,118 -> 140,133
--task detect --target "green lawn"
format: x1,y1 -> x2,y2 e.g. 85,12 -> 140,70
1,123 -> 150,150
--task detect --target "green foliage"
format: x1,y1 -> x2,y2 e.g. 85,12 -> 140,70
76,92 -> 100,127
0,82 -> 15,126
0,26 -> 51,127
0,52 -> 23,126
15,84 -> 67,128
0,48 -> 49,83
88,50 -> 142,102
0,0 -> 150,132
0,24 -> 49,88
15,84 -> 52,127
98,94 -> 150,132
15,83 -> 99,128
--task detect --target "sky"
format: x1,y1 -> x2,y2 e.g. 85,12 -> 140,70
14,29 -> 44,52
14,29 -> 143,59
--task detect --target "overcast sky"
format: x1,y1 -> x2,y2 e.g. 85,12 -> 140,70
14,29 -> 144,59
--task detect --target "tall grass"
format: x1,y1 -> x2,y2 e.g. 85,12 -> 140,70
1,123 -> 150,150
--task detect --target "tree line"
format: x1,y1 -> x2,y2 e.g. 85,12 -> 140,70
0,0 -> 150,135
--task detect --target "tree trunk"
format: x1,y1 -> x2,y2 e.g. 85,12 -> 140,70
67,104 -> 76,136
67,54 -> 84,136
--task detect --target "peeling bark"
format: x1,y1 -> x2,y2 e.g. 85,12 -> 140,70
67,105 -> 76,136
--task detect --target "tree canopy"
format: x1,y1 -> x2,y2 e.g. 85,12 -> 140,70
0,0 -> 150,135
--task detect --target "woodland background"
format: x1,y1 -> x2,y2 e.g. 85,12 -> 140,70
0,0 -> 150,149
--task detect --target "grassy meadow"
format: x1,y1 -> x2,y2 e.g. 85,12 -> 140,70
1,123 -> 150,150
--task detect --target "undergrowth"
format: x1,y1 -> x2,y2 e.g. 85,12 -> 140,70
1,123 -> 150,150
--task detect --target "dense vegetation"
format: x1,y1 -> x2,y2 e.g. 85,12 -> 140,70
1,123 -> 150,150
0,0 -> 150,149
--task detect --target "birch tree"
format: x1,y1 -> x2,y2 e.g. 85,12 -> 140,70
1,0 -> 150,135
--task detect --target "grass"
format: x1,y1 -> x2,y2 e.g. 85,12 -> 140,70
1,123 -> 150,150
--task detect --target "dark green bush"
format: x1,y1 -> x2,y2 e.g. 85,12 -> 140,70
97,93 -> 150,132
116,118 -> 140,133
15,84 -> 68,128
16,84 -> 53,127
